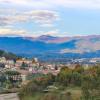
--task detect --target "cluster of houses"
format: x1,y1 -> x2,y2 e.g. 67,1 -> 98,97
0,57 -> 100,83
0,57 -> 61,82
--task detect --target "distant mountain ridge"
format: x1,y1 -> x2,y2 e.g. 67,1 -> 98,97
0,35 -> 100,60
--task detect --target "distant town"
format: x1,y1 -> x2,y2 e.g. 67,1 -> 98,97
0,56 -> 100,82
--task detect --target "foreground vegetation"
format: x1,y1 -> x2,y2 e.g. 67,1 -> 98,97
20,87 -> 82,100
0,70 -> 21,93
19,64 -> 100,100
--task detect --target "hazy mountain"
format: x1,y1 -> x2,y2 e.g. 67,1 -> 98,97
0,35 -> 100,60
27,35 -> 100,43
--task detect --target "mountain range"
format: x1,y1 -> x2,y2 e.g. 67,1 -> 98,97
0,35 -> 100,61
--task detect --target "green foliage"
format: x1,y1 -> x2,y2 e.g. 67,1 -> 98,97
57,67 -> 82,86
0,74 -> 6,83
5,71 -> 20,75
27,73 -> 45,80
81,66 -> 100,99
3,71 -> 21,88
71,72 -> 82,86
19,74 -> 55,98
20,62 -> 28,69
19,65 -> 100,100
0,49 -> 18,60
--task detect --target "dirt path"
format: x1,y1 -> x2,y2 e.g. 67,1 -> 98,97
0,93 -> 19,100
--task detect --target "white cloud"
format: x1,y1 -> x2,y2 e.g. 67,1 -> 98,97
29,10 -> 59,27
40,24 -> 54,27
0,9 -> 59,27
24,30 -> 59,37
0,28 -> 27,37
0,28 -> 61,37
1,0 -> 100,9
0,0 -> 51,9
42,30 -> 59,36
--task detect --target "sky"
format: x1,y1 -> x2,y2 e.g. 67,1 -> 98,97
0,0 -> 100,37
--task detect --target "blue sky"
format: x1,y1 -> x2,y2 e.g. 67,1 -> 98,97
0,0 -> 100,37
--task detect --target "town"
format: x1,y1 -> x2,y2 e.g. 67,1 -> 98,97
0,56 -> 100,83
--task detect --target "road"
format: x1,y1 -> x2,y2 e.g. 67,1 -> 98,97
0,93 -> 19,100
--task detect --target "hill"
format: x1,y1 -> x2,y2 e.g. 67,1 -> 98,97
0,49 -> 18,60
0,35 -> 100,60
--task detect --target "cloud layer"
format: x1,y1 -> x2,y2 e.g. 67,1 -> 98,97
0,28 -> 27,36
0,9 -> 59,27
1,0 -> 100,9
0,7 -> 60,36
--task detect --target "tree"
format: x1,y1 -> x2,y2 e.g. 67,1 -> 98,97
0,74 -> 6,86
57,67 -> 72,86
5,71 -> 21,88
20,62 -> 28,69
0,63 -> 5,68
74,64 -> 84,73
71,72 -> 82,86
